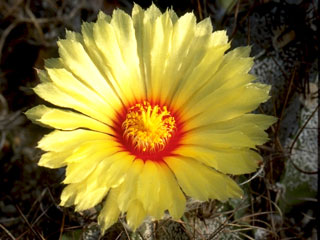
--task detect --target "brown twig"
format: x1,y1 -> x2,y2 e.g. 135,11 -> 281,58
174,218 -> 207,240
0,223 -> 16,240
25,0 -> 45,44
208,198 -> 248,239
230,0 -> 241,38
16,205 -> 45,240
1,0 -> 24,20
58,211 -> 65,240
31,204 -> 52,227
120,220 -> 131,240
197,0 -> 203,20
115,231 -> 124,240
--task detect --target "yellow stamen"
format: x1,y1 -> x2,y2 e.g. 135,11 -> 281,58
122,101 -> 176,152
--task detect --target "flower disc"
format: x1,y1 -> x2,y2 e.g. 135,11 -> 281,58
116,101 -> 183,162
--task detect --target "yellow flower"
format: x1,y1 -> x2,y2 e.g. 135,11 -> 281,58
26,3 -> 276,233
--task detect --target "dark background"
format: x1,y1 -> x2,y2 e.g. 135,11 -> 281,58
0,0 -> 318,239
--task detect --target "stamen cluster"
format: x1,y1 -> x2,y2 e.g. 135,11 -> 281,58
122,101 -> 176,153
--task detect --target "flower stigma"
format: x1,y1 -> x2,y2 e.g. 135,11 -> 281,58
122,101 -> 176,153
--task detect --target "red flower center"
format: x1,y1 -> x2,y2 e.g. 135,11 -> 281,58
113,101 -> 184,162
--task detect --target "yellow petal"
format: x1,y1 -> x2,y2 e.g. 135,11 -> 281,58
37,129 -> 113,152
75,187 -> 109,211
157,162 -> 186,219
183,83 -> 271,128
132,3 -> 162,97
196,17 -> 213,35
147,10 -> 174,102
38,150 -> 72,168
65,29 -> 82,42
98,188 -> 121,234
193,54 -> 254,99
70,153 -> 129,211
126,199 -> 146,231
60,183 -> 79,207
57,146 -> 125,209
66,166 -> 110,211
175,146 -> 261,174
151,12 -> 197,103
141,3 -> 162,21
99,151 -> 135,188
117,159 -> 144,212
63,142 -> 120,183
74,167 -> 111,211
165,157 -> 208,201
181,130 -> 257,149
57,39 -> 122,109
33,81 -> 113,125
80,20 -> 125,104
80,21 -> 118,101
136,160 -> 163,218
133,5 -> 216,105
226,45 -> 251,58
97,11 -> 111,23
198,114 -> 277,132
93,9 -> 145,104
182,113 -> 276,149
25,105 -> 111,133
211,30 -> 229,46
44,58 -> 63,69
162,15 -> 226,105
37,69 -> 51,83
164,156 -> 243,201
64,158 -> 119,210
170,39 -> 229,108
45,67 -> 117,124
177,46 -> 258,118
